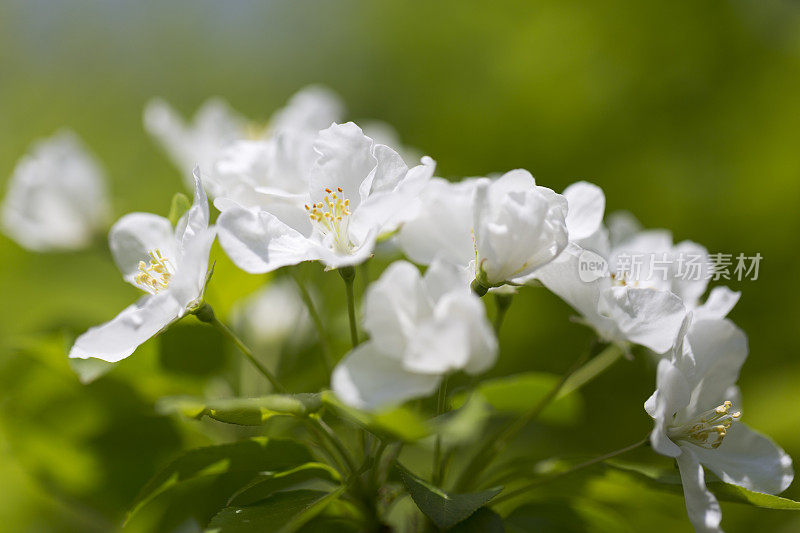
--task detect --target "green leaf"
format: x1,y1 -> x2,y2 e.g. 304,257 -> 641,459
127,438 -> 313,523
228,463 -> 341,506
431,394 -> 492,448
452,372 -> 582,425
396,463 -> 502,529
168,192 -> 192,226
321,391 -> 430,442
206,487 -> 345,533
157,394 -> 323,426
448,507 -> 504,532
606,461 -> 800,510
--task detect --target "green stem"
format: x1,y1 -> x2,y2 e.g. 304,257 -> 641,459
304,420 -> 348,475
339,266 -> 359,348
195,303 -> 286,393
432,377 -> 449,486
493,293 -> 513,334
454,340 -> 600,491
291,271 -> 333,373
314,416 -> 364,488
368,439 -> 390,492
492,436 -> 649,505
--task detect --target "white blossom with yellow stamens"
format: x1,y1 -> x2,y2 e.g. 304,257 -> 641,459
69,171 -> 215,363
645,316 -> 793,532
216,122 -> 435,272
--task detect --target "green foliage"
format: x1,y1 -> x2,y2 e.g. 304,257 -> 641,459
207,487 -> 346,533
320,391 -> 430,442
607,461 -> 800,510
227,463 -> 340,506
448,507 -> 504,532
396,463 -> 502,529
452,372 -> 582,425
127,438 -> 314,524
157,394 -> 323,426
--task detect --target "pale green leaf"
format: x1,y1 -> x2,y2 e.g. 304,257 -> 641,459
157,394 -> 323,426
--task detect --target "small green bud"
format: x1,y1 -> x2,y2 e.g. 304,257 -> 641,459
470,279 -> 489,297
338,265 -> 356,283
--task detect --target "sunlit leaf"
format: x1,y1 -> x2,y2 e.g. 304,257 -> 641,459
396,463 -> 502,529
206,487 -> 345,533
157,394 -> 323,426
321,391 -> 430,442
451,372 -> 582,425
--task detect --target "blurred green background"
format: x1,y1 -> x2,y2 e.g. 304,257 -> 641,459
2,1 -> 800,531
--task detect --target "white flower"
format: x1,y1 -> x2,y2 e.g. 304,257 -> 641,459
1,130 -> 110,252
645,317 -> 793,532
332,259 -> 497,410
144,85 -> 343,192
535,183 -> 689,353
69,172 -> 215,363
232,279 -> 311,347
398,170 -> 568,291
216,122 -> 435,272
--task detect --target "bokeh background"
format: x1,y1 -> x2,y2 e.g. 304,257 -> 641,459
2,1 -> 800,531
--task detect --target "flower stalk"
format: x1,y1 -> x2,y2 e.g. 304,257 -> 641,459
339,266 -> 359,348
193,302 -> 286,393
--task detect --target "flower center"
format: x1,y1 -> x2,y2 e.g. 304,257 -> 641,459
134,249 -> 175,294
610,272 -> 639,287
668,400 -> 741,449
306,187 -> 353,253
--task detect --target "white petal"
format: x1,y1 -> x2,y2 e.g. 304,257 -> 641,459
217,204 -> 319,273
362,261 -> 428,359
436,292 -> 497,375
109,213 -> 177,285
269,85 -> 343,134
331,341 -> 441,411
404,317 -> 471,374
671,240 -> 711,307
606,210 -> 642,248
473,171 -> 568,284
169,227 -> 216,309
175,170 -> 211,249
308,122 -> 377,210
69,294 -> 182,363
684,319 -> 747,411
423,257 -> 473,301
534,243 -> 620,343
649,358 -> 691,458
599,286 -> 686,353
144,98 -> 245,189
692,423 -> 794,495
694,286 -> 741,321
352,155 -> 435,235
563,181 -> 605,241
398,178 -> 476,267
675,448 -> 723,533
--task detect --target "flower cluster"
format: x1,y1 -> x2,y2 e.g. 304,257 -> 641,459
2,86 -> 793,532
